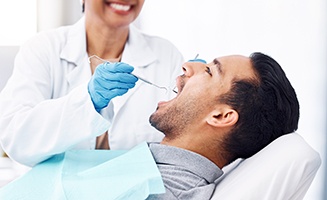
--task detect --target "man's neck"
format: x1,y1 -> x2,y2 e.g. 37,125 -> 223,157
161,135 -> 228,169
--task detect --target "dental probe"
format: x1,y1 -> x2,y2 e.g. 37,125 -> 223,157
130,74 -> 168,91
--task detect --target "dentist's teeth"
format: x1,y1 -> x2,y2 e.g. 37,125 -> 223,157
110,3 -> 131,11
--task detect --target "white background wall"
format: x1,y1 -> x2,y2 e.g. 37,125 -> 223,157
37,0 -> 82,31
0,0 -> 326,199
136,1 -> 327,199
0,0 -> 36,45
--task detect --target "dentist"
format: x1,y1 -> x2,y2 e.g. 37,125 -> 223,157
0,0 -> 184,166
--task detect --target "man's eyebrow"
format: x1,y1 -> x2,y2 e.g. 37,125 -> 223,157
213,58 -> 222,73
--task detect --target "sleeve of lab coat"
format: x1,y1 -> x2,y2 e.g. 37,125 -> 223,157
0,34 -> 110,167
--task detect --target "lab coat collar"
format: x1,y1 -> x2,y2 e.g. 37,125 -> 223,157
59,16 -> 87,66
121,25 -> 157,68
60,16 -> 90,92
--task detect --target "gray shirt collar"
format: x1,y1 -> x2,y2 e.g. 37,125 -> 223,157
149,143 -> 223,183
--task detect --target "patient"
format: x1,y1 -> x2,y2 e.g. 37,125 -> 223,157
146,52 -> 299,199
0,52 -> 299,200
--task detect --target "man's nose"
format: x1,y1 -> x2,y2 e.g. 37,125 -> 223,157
182,62 -> 195,77
182,59 -> 207,77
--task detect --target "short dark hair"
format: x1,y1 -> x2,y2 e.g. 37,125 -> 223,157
220,52 -> 299,162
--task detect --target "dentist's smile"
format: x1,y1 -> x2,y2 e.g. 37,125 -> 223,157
110,3 -> 131,11
105,1 -> 133,13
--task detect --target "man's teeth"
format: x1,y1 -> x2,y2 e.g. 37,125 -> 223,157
110,3 -> 131,11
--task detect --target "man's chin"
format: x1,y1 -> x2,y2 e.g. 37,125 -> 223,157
149,113 -> 165,133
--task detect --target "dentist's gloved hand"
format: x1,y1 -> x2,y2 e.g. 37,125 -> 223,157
88,62 -> 138,112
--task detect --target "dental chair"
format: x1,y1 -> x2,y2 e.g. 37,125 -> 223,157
211,132 -> 321,200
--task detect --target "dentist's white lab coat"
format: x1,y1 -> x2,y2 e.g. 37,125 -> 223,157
0,17 -> 184,167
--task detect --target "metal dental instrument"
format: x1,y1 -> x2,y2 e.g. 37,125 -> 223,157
88,55 -> 169,92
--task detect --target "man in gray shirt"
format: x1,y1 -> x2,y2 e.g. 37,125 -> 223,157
146,52 -> 299,199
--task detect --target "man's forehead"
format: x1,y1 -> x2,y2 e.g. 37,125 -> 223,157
210,55 -> 252,70
211,55 -> 255,79
213,55 -> 250,64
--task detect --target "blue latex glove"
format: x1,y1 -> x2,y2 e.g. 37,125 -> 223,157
88,62 -> 138,112
188,58 -> 207,63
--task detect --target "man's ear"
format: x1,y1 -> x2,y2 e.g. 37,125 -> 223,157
206,108 -> 239,128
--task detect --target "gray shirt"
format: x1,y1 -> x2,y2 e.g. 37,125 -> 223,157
147,143 -> 223,200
